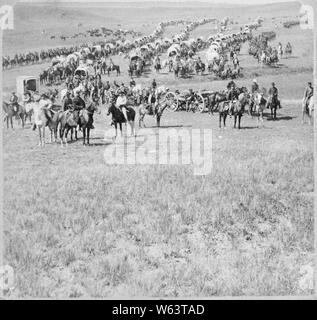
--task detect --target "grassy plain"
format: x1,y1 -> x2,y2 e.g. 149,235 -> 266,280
2,1 -> 314,297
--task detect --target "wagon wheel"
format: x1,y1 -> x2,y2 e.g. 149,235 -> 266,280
194,93 -> 205,113
164,92 -> 179,112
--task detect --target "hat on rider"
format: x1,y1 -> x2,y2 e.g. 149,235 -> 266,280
253,79 -> 257,83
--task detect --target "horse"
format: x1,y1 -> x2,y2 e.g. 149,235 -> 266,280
107,104 -> 136,138
59,108 -> 81,147
231,92 -> 250,129
79,102 -> 100,145
107,64 -> 121,76
218,101 -> 230,128
208,91 -> 228,115
253,92 -> 267,127
28,102 -> 62,146
3,102 -> 26,129
302,96 -> 314,125
266,96 -> 280,120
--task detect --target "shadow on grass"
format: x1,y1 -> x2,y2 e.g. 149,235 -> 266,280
266,116 -> 296,121
145,125 -> 192,129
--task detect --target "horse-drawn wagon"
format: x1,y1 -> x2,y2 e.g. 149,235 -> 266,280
74,65 -> 94,78
16,76 -> 40,98
128,51 -> 145,77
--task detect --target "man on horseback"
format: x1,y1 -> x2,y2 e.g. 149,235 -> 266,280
63,91 -> 73,111
267,82 -> 281,109
115,90 -> 128,122
148,87 -> 158,115
9,92 -> 19,113
251,79 -> 259,94
303,82 -> 314,110
73,91 -> 86,130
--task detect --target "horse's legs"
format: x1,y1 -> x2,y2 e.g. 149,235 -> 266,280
274,107 -> 277,120
20,114 -> 25,129
234,115 -> 237,128
87,128 -> 90,145
42,127 -> 45,146
83,128 -> 86,145
219,113 -> 222,128
238,115 -> 242,129
38,127 -> 42,146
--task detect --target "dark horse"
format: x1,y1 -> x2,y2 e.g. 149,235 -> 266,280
79,102 -> 99,145
107,64 -> 121,76
218,101 -> 230,128
208,91 -> 228,115
3,102 -> 26,129
107,104 -> 136,138
231,91 -> 251,129
266,97 -> 280,120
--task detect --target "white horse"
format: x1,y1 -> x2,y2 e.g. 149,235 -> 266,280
253,92 -> 267,127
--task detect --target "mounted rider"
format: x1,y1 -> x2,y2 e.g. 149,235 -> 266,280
267,82 -> 281,109
303,82 -> 313,110
9,92 -> 19,112
73,91 -> 86,130
148,87 -> 158,115
251,79 -> 259,94
63,91 -> 73,111
115,90 -> 129,122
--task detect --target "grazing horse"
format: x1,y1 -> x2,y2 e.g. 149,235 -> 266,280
107,104 -> 136,138
253,92 -> 267,127
302,96 -> 314,125
107,64 -> 121,76
79,102 -> 99,145
3,102 -> 26,129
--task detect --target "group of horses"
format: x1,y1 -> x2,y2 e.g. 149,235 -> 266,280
249,33 -> 293,67
207,87 -> 281,129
